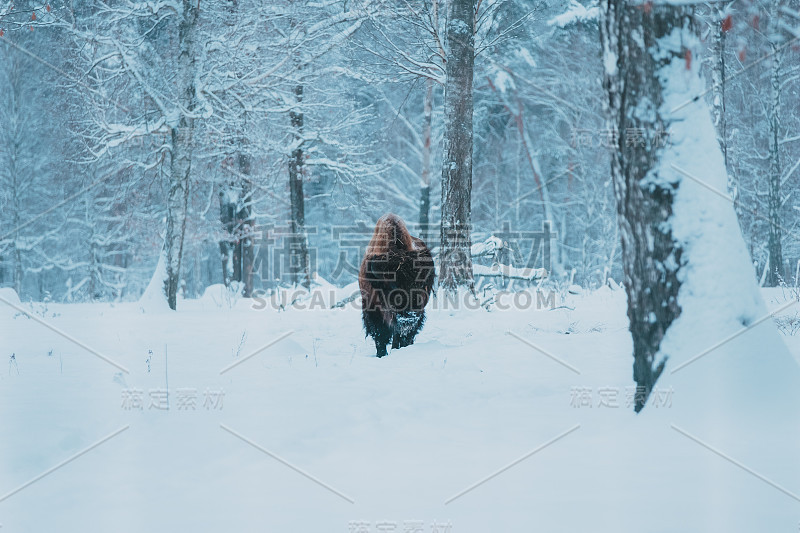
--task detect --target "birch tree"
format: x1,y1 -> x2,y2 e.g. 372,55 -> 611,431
154,2 -> 199,308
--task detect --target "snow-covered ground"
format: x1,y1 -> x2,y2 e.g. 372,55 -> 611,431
1,285 -> 799,532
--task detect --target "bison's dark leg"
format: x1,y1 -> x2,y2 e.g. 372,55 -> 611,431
391,332 -> 401,350
363,309 -> 392,357
375,325 -> 392,357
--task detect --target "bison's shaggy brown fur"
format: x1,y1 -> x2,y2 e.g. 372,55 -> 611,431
359,214 -> 435,357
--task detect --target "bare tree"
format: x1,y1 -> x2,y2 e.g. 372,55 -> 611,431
219,153 -> 255,296
419,77 -> 434,242
161,1 -> 201,309
766,1 -> 786,286
439,0 -> 477,292
288,76 -> 311,289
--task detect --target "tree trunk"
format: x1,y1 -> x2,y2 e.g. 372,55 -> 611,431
439,0 -> 476,292
600,0 -> 689,411
219,152 -> 255,296
419,77 -> 434,242
238,153 -> 255,297
289,82 -> 311,289
766,42 -> 784,286
12,231 -> 22,296
711,10 -> 743,227
163,0 -> 199,310
219,186 -> 235,288
89,229 -> 99,300
711,12 -> 729,171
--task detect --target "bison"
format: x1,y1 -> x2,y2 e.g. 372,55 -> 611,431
359,214 -> 435,357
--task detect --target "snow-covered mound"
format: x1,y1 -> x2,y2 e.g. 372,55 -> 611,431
0,287 -> 22,306
138,251 -> 171,313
